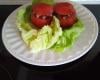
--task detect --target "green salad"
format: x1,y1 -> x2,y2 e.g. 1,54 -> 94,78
16,0 -> 84,53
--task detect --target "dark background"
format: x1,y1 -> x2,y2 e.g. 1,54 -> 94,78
0,5 -> 100,80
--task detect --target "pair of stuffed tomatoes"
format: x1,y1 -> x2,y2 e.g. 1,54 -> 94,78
31,2 -> 77,29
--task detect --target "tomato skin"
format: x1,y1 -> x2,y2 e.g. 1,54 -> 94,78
54,2 -> 77,28
31,3 -> 53,28
31,15 -> 53,28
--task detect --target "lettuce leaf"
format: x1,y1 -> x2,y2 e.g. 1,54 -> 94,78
30,16 -> 62,53
32,0 -> 55,5
51,20 -> 84,52
16,5 -> 33,32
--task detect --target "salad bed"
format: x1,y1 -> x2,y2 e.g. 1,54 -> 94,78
16,0 -> 84,53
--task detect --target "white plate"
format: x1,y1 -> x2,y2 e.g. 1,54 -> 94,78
2,1 -> 98,66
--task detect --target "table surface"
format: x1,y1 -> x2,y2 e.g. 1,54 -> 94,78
0,5 -> 100,80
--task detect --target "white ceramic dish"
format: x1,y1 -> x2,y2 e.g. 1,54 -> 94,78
2,1 -> 98,66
